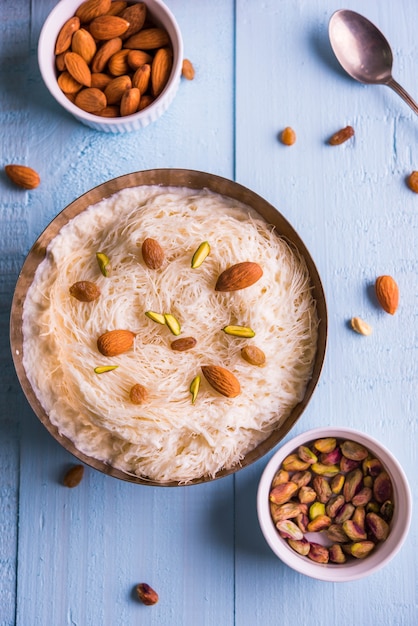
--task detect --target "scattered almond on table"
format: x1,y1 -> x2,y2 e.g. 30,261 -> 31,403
375,275 -> 399,315
350,317 -> 372,336
181,58 -> 195,80
136,583 -> 159,605
5,164 -> 40,189
280,126 -> 296,146
407,170 -> 418,192
63,464 -> 84,487
328,125 -> 354,145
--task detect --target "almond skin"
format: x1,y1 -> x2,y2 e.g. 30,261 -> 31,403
241,345 -> 266,366
76,0 -> 112,23
170,337 -> 197,352
97,329 -> 136,356
215,261 -> 263,292
201,365 -> 241,398
104,74 -> 132,104
91,37 -> 123,73
120,3 -> 147,39
375,275 -> 399,315
151,47 -> 173,96
55,16 -> 80,55
108,49 -> 131,76
142,238 -> 165,269
124,28 -> 170,50
89,15 -> 130,40
69,280 -> 101,302
132,64 -> 151,93
65,51 -> 92,87
63,464 -> 84,488
71,28 -> 97,64
127,49 -> 153,70
120,87 -> 140,116
5,165 -> 40,189
58,71 -> 83,94
129,383 -> 149,404
181,59 -> 195,80
75,87 -> 107,113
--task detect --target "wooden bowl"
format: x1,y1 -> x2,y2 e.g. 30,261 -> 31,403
10,169 -> 327,485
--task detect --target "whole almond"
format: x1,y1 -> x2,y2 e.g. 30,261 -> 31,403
105,1 -> 128,16
280,126 -> 296,146
63,464 -> 84,488
127,49 -> 153,70
108,49 -> 131,76
120,87 -> 140,116
97,329 -> 136,356
58,71 -> 83,94
91,72 -> 112,90
56,52 -> 67,72
75,87 -> 107,113
215,261 -> 263,292
407,171 -> 418,193
241,345 -> 266,366
89,15 -> 130,40
329,125 -> 354,146
71,28 -> 97,64
129,383 -> 149,404
151,47 -> 173,96
91,37 -> 123,73
181,59 -> 195,80
132,64 -> 151,93
69,280 -> 101,302
124,28 -> 170,50
55,16 -> 80,55
120,3 -> 147,39
201,365 -> 241,398
5,165 -> 40,189
76,0 -> 111,23
170,337 -> 197,352
97,105 -> 120,117
138,95 -> 154,111
375,275 -> 399,315
104,74 -> 132,104
142,238 -> 165,269
136,583 -> 159,606
65,51 -> 92,87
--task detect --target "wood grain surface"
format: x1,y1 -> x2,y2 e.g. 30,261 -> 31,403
1,1 -> 417,625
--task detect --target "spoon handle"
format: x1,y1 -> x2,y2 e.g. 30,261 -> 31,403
386,78 -> 418,115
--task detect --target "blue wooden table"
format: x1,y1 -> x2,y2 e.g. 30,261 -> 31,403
1,1 -> 417,624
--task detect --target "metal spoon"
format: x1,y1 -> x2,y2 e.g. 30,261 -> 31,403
329,9 -> 418,115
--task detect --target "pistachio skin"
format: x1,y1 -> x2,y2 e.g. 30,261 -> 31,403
269,482 -> 299,505
308,543 -> 329,564
366,512 -> 390,541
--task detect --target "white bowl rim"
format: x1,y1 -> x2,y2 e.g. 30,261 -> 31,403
257,426 -> 412,582
37,0 -> 184,128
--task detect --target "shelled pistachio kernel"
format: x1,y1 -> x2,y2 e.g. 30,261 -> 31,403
164,313 -> 181,335
96,251 -> 110,276
189,375 -> 200,404
269,437 -> 394,563
191,241 -> 210,268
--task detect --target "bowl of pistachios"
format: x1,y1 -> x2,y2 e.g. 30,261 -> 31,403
257,427 -> 412,581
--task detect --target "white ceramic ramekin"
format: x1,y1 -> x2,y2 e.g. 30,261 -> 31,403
38,0 -> 183,133
257,427 -> 412,582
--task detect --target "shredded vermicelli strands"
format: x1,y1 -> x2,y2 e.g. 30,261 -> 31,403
22,186 -> 318,483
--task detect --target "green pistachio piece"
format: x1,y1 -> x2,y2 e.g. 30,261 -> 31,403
309,501 -> 325,520
329,544 -> 346,564
276,520 -> 304,540
308,542 -> 329,564
190,375 -> 200,404
288,538 -> 310,556
94,365 -> 119,374
96,251 -> 110,277
191,241 -> 210,268
145,310 -> 166,325
222,325 -> 255,338
164,313 -> 181,335
349,541 -> 375,559
311,462 -> 340,477
307,514 -> 332,532
298,445 -> 318,465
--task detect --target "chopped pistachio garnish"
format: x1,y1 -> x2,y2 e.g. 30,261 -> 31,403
145,310 -> 166,325
164,313 -> 181,336
94,365 -> 119,374
190,375 -> 201,404
96,252 -> 110,277
191,241 -> 210,269
222,325 -> 255,338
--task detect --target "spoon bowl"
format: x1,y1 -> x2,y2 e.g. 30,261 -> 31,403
329,9 -> 418,114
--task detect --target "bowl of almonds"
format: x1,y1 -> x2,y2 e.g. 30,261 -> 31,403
257,427 -> 412,581
38,0 -> 183,132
